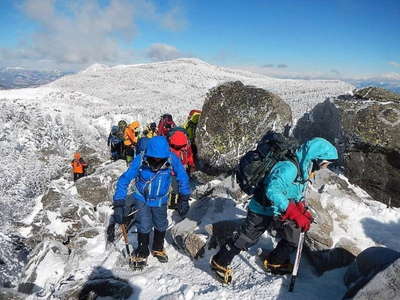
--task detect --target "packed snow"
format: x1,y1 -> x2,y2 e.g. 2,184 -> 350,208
0,58 -> 398,299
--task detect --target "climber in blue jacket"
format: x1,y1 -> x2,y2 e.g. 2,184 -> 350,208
211,137 -> 338,283
113,136 -> 191,268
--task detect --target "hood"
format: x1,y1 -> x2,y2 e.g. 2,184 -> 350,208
129,121 -> 140,129
169,131 -> 188,147
295,137 -> 338,180
74,152 -> 81,160
145,136 -> 171,158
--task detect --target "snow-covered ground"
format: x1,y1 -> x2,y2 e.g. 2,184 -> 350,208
1,58 -> 398,299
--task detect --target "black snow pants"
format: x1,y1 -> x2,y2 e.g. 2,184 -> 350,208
213,210 -> 301,267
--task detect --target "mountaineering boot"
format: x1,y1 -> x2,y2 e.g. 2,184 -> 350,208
131,233 -> 150,270
210,258 -> 233,284
210,241 -> 240,284
263,258 -> 293,275
151,230 -> 168,263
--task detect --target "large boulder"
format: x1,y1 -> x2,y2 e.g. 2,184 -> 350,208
294,87 -> 400,207
196,81 -> 292,175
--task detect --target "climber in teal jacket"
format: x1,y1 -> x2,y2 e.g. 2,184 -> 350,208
211,137 -> 338,284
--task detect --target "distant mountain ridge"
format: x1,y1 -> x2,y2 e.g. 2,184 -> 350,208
346,79 -> 400,94
0,68 -> 69,89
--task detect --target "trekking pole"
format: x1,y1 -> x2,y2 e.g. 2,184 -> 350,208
288,231 -> 305,292
120,224 -> 131,258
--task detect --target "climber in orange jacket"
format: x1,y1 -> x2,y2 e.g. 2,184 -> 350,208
123,121 -> 140,164
71,152 -> 88,181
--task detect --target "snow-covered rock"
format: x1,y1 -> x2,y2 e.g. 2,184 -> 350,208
18,240 -> 69,297
196,81 -> 292,174
294,87 -> 400,207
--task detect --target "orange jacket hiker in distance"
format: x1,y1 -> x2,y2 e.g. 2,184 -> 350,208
124,121 -> 140,146
71,152 -> 88,181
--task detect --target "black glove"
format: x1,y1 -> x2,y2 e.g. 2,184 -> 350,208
177,194 -> 190,217
112,202 -> 125,224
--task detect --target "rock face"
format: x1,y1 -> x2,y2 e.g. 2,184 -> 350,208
196,81 -> 292,175
0,234 -> 30,288
352,258 -> 400,299
18,240 -> 69,296
353,87 -> 400,103
294,87 -> 400,207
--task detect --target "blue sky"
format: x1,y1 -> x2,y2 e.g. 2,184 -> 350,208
0,0 -> 399,79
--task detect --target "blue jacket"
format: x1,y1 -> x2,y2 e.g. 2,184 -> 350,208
136,136 -> 150,154
113,136 -> 191,207
248,137 -> 338,216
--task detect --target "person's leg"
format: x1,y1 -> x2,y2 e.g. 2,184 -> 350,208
268,219 -> 300,265
211,211 -> 272,283
151,204 -> 169,262
134,201 -> 152,258
213,211 -> 272,267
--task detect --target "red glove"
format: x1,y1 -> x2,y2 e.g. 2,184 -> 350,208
295,202 -> 314,223
281,202 -> 312,232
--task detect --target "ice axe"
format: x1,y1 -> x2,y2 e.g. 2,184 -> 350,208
288,231 -> 305,292
120,224 -> 131,260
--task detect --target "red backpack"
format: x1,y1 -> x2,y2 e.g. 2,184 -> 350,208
157,114 -> 176,136
168,130 -> 194,168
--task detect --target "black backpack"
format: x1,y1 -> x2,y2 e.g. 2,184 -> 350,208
236,131 -> 299,205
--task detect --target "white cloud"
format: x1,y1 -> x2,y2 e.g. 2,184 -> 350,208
0,0 -> 187,71
389,61 -> 400,68
145,43 -> 191,61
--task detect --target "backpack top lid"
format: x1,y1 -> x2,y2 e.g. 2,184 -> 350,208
236,130 -> 299,195
188,109 -> 202,119
169,130 -> 188,147
149,122 -> 157,131
111,125 -> 119,135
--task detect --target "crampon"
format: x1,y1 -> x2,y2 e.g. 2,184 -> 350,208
210,259 -> 233,284
263,259 -> 293,275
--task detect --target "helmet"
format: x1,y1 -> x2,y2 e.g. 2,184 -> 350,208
118,120 -> 128,129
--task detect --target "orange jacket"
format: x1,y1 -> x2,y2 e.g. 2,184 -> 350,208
124,121 -> 140,146
71,153 -> 88,174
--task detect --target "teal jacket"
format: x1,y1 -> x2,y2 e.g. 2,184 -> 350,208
248,137 -> 338,216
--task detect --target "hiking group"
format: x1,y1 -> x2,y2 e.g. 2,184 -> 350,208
106,110 -> 339,284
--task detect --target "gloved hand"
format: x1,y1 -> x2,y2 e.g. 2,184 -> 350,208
295,201 -> 314,223
177,194 -> 190,217
281,202 -> 312,232
112,202 -> 125,224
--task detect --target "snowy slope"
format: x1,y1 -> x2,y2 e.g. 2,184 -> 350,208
3,58 -> 398,299
0,58 -> 353,229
